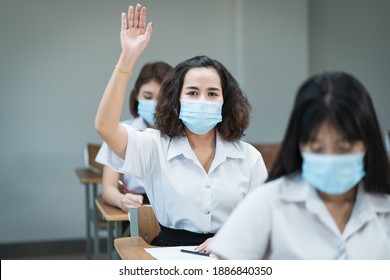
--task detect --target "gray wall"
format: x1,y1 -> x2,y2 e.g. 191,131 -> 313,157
4,0 -> 390,244
309,0 -> 390,138
242,0 -> 308,142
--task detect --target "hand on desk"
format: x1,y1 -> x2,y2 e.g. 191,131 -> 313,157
196,237 -> 213,255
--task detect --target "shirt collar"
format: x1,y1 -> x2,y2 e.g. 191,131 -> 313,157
166,132 -> 246,162
280,174 -> 390,213
280,174 -> 390,237
166,135 -> 193,161
279,173 -> 314,202
354,184 -> 390,214
214,133 -> 246,161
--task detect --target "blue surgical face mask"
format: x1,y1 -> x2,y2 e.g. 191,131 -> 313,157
301,152 -> 366,195
137,99 -> 157,126
179,99 -> 223,135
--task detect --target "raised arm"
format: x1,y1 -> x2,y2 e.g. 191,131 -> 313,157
95,4 -> 152,159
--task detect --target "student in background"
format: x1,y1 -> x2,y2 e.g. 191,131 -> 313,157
95,61 -> 172,211
94,4 -> 267,250
209,72 -> 390,259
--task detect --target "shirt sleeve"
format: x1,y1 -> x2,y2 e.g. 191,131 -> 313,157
95,119 -> 139,167
95,142 -> 108,166
208,186 -> 271,260
247,145 -> 268,193
106,124 -> 158,183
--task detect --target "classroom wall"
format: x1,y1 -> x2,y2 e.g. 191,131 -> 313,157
0,0 -> 308,244
309,0 -> 390,139
241,0 -> 308,142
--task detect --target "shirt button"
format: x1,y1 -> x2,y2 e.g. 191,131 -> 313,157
204,209 -> 210,214
205,184 -> 210,189
338,244 -> 346,253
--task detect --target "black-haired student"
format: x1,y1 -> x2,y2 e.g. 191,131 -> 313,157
209,72 -> 390,259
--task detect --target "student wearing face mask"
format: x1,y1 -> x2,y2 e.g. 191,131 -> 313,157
209,72 -> 390,260
95,4 -> 268,251
95,61 -> 172,212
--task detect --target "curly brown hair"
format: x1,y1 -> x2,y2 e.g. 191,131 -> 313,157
129,61 -> 172,117
155,55 -> 251,142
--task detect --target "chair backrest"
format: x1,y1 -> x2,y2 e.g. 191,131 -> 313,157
130,206 -> 160,244
250,142 -> 281,171
83,143 -> 104,173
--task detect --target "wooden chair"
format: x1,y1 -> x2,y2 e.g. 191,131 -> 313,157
129,205 -> 160,244
83,143 -> 104,174
114,206 -> 160,260
250,142 -> 281,171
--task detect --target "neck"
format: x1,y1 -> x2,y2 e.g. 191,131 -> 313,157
318,186 -> 359,233
318,186 -> 358,204
185,128 -> 216,173
185,127 -> 216,149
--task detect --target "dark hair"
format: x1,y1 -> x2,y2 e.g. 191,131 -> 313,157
129,61 -> 172,117
268,71 -> 390,194
155,55 -> 251,141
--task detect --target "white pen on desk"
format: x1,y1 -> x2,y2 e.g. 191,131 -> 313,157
180,249 -> 210,257
118,179 -> 132,193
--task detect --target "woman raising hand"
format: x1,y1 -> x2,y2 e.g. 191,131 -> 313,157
95,4 -> 153,159
95,4 -> 267,251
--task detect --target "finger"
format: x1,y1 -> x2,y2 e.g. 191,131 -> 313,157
132,195 -> 143,206
134,3 -> 141,28
196,244 -> 205,252
139,6 -> 147,30
125,200 -> 140,208
128,5 -> 134,28
121,12 -> 127,31
129,194 -> 143,206
144,22 -> 153,40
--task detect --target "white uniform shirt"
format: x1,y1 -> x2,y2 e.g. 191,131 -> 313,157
209,174 -> 390,259
95,117 -> 147,194
107,124 -> 268,233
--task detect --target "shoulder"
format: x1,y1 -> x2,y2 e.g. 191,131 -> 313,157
239,140 -> 261,153
364,190 -> 390,214
224,140 -> 261,159
249,177 -> 285,199
234,140 -> 264,166
246,175 -> 305,205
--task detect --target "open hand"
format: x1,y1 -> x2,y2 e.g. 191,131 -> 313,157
120,4 -> 152,58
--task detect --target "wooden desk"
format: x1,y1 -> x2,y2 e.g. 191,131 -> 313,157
95,196 -> 128,259
114,237 -> 157,260
75,167 -> 102,259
